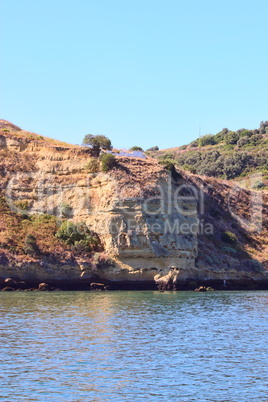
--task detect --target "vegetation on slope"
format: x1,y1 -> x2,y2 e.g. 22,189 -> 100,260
149,121 -> 268,184
0,119 -> 267,278
183,174 -> 268,271
0,195 -> 101,264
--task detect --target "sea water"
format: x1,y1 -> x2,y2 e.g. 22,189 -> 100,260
0,290 -> 268,401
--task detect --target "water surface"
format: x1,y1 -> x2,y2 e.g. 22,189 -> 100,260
0,291 -> 268,401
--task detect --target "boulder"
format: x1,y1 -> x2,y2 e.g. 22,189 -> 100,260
38,283 -> 50,291
194,286 -> 207,292
4,278 -> 17,288
2,286 -> 14,291
90,282 -> 105,290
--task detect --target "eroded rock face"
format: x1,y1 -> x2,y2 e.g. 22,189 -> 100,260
3,139 -> 199,286
86,175 -> 199,286
1,127 -> 267,288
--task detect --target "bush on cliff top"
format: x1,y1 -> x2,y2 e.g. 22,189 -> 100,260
82,134 -> 112,157
129,146 -> 143,152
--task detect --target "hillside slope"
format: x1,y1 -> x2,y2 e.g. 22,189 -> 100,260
0,120 -> 267,290
148,121 -> 268,187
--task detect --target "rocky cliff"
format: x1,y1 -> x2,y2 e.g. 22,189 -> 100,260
0,120 -> 267,290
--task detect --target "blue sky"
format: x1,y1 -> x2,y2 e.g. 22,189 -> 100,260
1,0 -> 268,150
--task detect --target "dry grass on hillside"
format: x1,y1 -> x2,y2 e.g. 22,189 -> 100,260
111,156 -> 167,196
0,196 -> 63,257
0,119 -> 79,148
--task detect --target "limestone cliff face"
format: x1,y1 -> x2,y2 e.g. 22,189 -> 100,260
0,122 -> 268,289
86,173 -> 199,287
3,142 -> 198,287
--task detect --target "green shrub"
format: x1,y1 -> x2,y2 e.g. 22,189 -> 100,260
250,134 -> 263,145
82,134 -> 112,157
223,144 -> 234,151
101,153 -> 117,172
189,140 -> 199,147
222,152 -> 255,179
199,135 -> 216,146
146,146 -> 159,151
176,147 -> 268,179
85,158 -> 100,173
213,131 -> 225,143
259,120 -> 268,134
32,214 -> 56,224
237,136 -> 250,147
56,221 -> 85,245
184,152 -> 201,165
158,160 -> 175,172
129,146 -> 143,151
182,164 -> 196,174
14,200 -> 30,211
221,231 -> 237,245
153,119 -> 268,180
225,131 -> 239,145
239,130 -> 253,138
160,153 -> 175,161
55,221 -> 100,251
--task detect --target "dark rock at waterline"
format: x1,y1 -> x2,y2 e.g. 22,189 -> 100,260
38,283 -> 50,291
17,281 -> 28,289
230,278 -> 258,290
90,282 -> 106,290
194,286 -> 207,292
2,286 -> 15,291
194,286 -> 216,292
0,278 -> 31,290
4,278 -> 17,288
186,281 -> 198,290
156,282 -> 177,291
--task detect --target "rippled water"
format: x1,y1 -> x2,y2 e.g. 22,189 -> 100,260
0,291 -> 268,401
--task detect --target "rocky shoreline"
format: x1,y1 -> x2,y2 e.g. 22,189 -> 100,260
1,275 -> 268,292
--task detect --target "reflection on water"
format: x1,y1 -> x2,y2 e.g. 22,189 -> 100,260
0,291 -> 268,401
